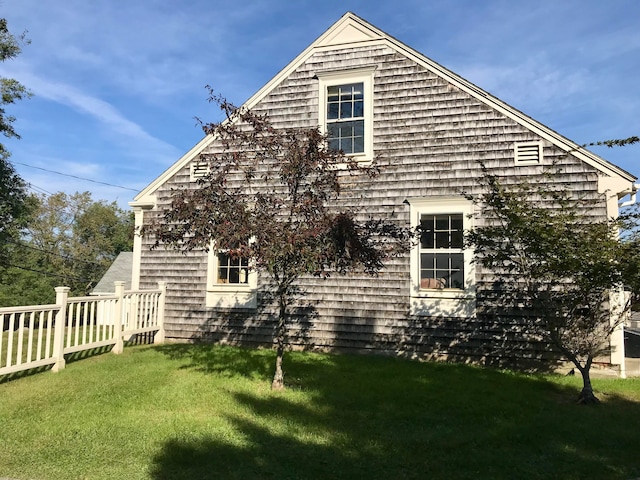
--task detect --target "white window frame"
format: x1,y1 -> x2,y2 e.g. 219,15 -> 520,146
409,197 -> 476,318
317,67 -> 375,164
206,245 -> 257,309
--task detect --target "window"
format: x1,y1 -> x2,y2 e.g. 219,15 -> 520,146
206,247 -> 257,309
409,198 -> 475,317
216,252 -> 249,284
327,83 -> 365,154
317,67 -> 375,162
419,214 -> 464,289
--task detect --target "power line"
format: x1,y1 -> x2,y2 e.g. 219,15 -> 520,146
5,262 -> 92,282
12,161 -> 140,192
6,239 -> 104,266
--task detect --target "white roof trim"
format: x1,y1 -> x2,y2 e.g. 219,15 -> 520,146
135,11 -> 635,204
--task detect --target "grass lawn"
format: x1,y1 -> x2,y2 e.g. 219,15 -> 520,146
1,344 -> 639,480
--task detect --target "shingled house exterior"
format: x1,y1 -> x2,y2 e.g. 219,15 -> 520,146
130,13 -> 635,371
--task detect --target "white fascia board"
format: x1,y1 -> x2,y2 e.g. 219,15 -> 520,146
136,12 -> 635,206
375,32 -> 636,186
133,134 -> 214,205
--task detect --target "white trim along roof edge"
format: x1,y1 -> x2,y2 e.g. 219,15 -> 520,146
132,11 -> 635,206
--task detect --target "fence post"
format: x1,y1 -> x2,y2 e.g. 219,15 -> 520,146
52,286 -> 70,373
112,281 -> 126,354
154,281 -> 167,344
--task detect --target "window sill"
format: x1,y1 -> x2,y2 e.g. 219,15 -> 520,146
206,288 -> 257,309
410,291 -> 476,318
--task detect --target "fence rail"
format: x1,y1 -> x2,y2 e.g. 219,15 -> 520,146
0,281 -> 166,376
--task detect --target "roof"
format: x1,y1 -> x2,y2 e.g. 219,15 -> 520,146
132,12 -> 636,207
91,252 -> 133,294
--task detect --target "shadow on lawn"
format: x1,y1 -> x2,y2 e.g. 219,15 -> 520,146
149,345 -> 640,479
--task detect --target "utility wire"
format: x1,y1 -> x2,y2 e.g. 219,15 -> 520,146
6,239 -> 105,266
12,161 -> 140,192
5,262 -> 92,282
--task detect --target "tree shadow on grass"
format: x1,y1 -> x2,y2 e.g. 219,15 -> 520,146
150,345 -> 640,479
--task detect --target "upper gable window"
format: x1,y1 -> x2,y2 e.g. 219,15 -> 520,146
317,67 -> 375,163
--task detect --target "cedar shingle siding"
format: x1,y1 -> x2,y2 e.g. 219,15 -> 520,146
134,13 -> 633,368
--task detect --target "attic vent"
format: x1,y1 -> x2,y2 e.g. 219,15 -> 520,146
190,162 -> 210,181
514,142 -> 542,165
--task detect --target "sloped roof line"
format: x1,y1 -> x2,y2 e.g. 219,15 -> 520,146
133,11 -> 634,204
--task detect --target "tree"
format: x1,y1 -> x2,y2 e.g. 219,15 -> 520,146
466,164 -> 640,404
0,192 -> 134,305
150,95 -> 410,389
0,18 -> 31,268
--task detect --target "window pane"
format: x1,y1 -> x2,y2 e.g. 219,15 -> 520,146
327,86 -> 339,101
218,267 -> 228,283
451,215 -> 464,248
435,215 -> 449,231
420,216 -> 434,248
229,268 -> 239,284
341,124 -> 353,137
435,253 -> 449,269
342,138 -> 353,154
354,120 -> 364,136
354,136 -> 364,153
327,102 -> 339,119
435,232 -> 448,248
420,253 -> 434,271
341,101 -> 353,118
353,100 -> 364,117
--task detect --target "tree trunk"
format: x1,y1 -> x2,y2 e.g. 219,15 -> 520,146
271,293 -> 287,390
576,360 -> 599,405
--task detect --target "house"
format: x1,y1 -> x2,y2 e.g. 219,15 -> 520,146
130,12 -> 635,370
91,252 -> 133,295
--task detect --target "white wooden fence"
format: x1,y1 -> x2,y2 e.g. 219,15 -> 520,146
0,281 -> 166,376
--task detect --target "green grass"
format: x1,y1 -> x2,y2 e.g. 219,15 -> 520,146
1,345 -> 640,480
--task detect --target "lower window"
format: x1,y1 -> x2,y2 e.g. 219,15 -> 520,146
409,198 -> 476,317
206,248 -> 257,309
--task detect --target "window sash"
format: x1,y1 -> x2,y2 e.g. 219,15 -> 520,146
419,213 -> 464,290
326,82 -> 365,154
217,252 -> 249,284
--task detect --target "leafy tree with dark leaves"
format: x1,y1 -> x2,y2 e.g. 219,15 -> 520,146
150,94 -> 411,389
0,18 -> 32,268
467,163 -> 640,404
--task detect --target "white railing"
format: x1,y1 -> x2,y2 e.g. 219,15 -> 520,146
0,281 -> 166,376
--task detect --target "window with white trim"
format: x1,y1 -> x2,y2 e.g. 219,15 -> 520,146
206,247 -> 257,309
317,67 -> 374,163
409,198 -> 476,318
327,83 -> 365,154
419,213 -> 465,289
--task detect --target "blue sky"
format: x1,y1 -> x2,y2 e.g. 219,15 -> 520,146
1,0 -> 639,209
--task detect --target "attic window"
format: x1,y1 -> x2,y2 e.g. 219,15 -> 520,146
514,142 -> 542,165
190,162 -> 210,181
317,67 -> 375,163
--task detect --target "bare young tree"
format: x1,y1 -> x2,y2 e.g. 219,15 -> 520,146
150,94 -> 411,389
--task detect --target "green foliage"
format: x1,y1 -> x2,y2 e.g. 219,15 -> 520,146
466,164 -> 640,403
0,192 -> 134,305
0,18 -> 31,269
1,345 -> 640,479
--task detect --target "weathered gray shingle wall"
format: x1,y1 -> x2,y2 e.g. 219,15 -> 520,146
139,44 -> 605,367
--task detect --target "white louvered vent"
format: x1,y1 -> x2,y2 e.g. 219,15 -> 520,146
190,162 -> 210,181
514,142 -> 542,165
